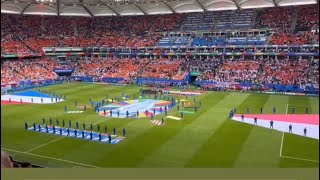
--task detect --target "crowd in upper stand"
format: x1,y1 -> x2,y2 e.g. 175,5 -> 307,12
1,5 -> 319,55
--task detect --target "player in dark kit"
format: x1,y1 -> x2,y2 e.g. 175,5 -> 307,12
82,130 -> 85,139
110,110 -> 113,117
25,122 -> 28,130
291,106 -> 295,114
289,124 -> 292,133
108,134 -> 112,143
180,112 -> 184,118
68,120 -> 71,128
42,118 -> 45,125
246,107 -> 250,113
83,123 -> 86,130
194,106 -> 197,112
60,128 -> 62,135
241,114 -> 244,121
38,124 -> 41,132
67,128 -> 70,136
161,117 -> 164,125
304,127 -> 307,136
62,120 -> 65,128
273,106 -> 276,114
122,128 -> 126,137
233,108 -> 236,113
64,106 -> 67,112
126,110 -> 129,118
74,129 -> 77,137
305,107 -> 309,114
136,110 -> 139,117
56,118 -> 59,126
270,120 -> 274,129
90,123 -> 93,131
113,127 -> 116,135
97,124 -> 100,132
53,125 -> 56,134
76,122 -> 79,129
254,117 -> 257,125
118,110 -> 120,117
99,133 -> 102,142
177,105 -> 180,111
45,125 -> 49,133
49,118 -> 52,125
260,107 -> 263,114
90,131 -> 93,140
229,110 -> 234,118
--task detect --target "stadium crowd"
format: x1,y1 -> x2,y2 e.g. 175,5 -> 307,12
1,5 -> 319,55
1,57 -> 319,89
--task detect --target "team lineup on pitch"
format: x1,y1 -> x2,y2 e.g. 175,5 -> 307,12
1,83 -> 319,167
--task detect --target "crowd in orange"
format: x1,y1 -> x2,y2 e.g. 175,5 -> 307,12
1,58 -> 58,84
2,5 -> 319,55
1,57 -> 319,87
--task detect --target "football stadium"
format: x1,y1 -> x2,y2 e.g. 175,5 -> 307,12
1,0 -> 319,169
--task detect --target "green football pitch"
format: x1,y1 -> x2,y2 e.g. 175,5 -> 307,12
1,83 -> 319,167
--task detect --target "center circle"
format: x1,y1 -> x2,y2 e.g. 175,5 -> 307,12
97,99 -> 174,118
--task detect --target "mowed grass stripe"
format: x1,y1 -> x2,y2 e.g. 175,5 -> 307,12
93,92 -> 228,167
185,94 -> 268,167
308,96 -> 319,114
233,94 -> 284,167
261,95 -> 290,114
139,93 -> 249,167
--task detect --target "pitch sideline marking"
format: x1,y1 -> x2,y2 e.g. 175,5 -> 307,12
26,137 -> 65,153
285,104 -> 288,115
279,131 -> 284,156
1,148 -> 100,168
25,119 -> 107,153
280,155 -> 319,163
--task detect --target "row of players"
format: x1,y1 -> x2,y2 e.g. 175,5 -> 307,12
25,120 -> 126,143
229,105 -> 310,116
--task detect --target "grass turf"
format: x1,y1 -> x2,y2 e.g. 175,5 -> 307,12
1,82 -> 319,167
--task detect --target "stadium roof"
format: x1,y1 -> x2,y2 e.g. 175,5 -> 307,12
1,0 -> 318,16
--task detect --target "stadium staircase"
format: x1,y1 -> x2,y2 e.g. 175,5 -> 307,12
72,18 -> 78,36
147,17 -> 157,34
41,17 -> 45,37
135,58 -> 151,79
291,8 -> 298,32
250,10 -> 257,29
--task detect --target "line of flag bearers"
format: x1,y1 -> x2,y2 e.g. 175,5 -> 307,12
25,118 -> 126,143
229,107 -> 308,136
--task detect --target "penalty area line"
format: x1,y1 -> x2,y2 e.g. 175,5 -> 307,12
280,155 -> 319,163
279,131 -> 284,157
1,148 -> 100,168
